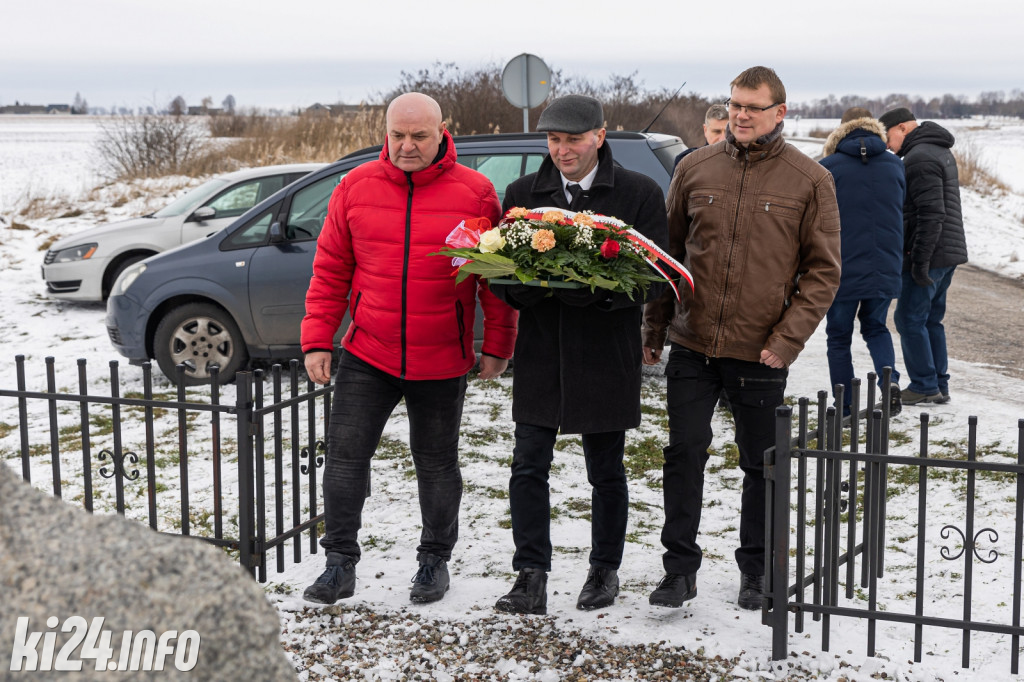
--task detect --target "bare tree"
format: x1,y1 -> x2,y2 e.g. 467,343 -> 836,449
169,95 -> 187,116
95,115 -> 209,179
72,92 -> 89,115
222,94 -> 236,114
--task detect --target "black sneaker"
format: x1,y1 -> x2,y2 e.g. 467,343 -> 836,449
409,553 -> 450,603
738,572 -> 763,610
303,556 -> 356,604
495,568 -> 547,615
889,385 -> 902,416
649,573 -> 697,607
576,566 -> 618,610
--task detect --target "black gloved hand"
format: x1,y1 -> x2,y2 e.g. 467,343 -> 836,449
911,263 -> 934,287
553,285 -> 611,307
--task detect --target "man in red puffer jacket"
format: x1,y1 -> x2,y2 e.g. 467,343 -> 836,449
300,92 -> 517,606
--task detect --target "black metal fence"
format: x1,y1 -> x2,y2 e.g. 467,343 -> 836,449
765,373 -> 1024,673
0,355 -> 331,582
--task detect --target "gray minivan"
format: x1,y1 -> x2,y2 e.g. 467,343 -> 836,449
106,132 -> 684,384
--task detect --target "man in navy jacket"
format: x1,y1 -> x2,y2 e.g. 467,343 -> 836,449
820,107 -> 906,414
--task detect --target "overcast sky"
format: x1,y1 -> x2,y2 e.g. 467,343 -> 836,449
3,0 -> 1020,112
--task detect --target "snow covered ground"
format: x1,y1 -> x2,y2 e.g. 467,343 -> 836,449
2,115 -> 1024,680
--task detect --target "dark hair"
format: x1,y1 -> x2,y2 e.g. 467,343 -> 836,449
840,106 -> 873,123
730,66 -> 786,104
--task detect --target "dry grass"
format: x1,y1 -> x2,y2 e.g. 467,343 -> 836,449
953,135 -> 1009,194
209,108 -> 387,167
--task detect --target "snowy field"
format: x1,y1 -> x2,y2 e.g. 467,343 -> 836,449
2,115 -> 1024,680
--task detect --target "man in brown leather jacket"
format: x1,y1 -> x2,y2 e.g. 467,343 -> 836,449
641,66 -> 841,611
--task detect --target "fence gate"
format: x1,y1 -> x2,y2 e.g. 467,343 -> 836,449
0,356 -> 332,582
765,383 -> 1024,673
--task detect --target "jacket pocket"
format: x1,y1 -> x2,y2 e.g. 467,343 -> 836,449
454,299 -> 466,360
753,195 -> 803,240
349,290 -> 363,343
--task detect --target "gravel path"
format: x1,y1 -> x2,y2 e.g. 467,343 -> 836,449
275,602 -> 835,681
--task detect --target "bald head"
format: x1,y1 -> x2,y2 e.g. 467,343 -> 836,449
386,93 -> 445,172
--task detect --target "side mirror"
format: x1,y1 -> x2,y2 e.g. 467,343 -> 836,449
269,222 -> 284,244
191,206 -> 216,222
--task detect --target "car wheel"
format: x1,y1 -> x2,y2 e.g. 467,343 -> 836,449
153,303 -> 248,385
103,253 -> 153,300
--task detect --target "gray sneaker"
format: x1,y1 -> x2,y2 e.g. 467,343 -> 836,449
410,553 -> 450,603
901,389 -> 943,405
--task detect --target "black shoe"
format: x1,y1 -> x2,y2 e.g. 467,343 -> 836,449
303,555 -> 356,604
576,566 -> 619,610
410,553 -> 450,603
936,391 -> 951,404
649,573 -> 697,607
495,568 -> 547,615
889,384 -> 903,416
738,573 -> 764,610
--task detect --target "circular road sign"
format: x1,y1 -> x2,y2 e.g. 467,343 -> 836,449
501,54 -> 551,109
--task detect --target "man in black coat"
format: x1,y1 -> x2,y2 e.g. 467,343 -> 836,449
489,95 -> 669,614
879,107 -> 968,405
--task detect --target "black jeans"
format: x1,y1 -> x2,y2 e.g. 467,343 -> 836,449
508,423 -> 628,571
661,344 -> 787,576
320,351 -> 467,561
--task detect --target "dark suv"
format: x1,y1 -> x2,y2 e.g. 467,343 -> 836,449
106,131 -> 685,384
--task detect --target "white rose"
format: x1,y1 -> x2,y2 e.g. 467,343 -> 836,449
478,227 -> 506,253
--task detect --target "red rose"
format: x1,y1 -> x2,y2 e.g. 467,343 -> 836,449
600,238 -> 621,259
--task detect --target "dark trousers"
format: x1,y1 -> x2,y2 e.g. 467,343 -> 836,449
508,423 -> 628,571
826,297 -> 900,410
661,344 -> 787,576
320,351 -> 467,561
894,266 -> 956,395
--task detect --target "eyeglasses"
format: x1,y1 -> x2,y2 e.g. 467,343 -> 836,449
724,99 -> 782,114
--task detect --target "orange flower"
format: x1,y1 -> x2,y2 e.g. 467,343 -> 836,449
531,229 -> 556,252
573,213 -> 596,228
541,210 -> 566,224
506,207 -> 529,219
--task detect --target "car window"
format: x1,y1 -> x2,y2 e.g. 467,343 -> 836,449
151,178 -> 228,218
458,154 -> 545,202
221,204 -> 279,250
284,171 -> 346,240
206,176 -> 287,220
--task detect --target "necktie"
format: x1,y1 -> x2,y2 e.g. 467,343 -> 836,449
566,183 -> 582,207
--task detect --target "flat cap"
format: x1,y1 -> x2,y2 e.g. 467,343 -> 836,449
537,95 -> 604,134
878,107 -> 916,131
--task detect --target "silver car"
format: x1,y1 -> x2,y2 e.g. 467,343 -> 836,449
42,163 -> 323,301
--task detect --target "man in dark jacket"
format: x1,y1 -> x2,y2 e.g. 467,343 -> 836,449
642,66 -> 841,611
300,92 -> 518,606
489,95 -> 669,615
820,108 -> 906,415
879,107 -> 968,404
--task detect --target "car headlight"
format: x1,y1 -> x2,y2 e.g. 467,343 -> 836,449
112,262 -> 147,296
50,243 -> 98,262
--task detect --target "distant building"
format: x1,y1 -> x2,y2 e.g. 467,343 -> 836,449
303,103 -> 384,118
187,106 -> 224,116
0,104 -> 49,115
46,104 -> 71,115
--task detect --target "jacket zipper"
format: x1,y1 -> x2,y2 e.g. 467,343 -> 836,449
712,150 -> 749,355
401,175 -> 414,378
